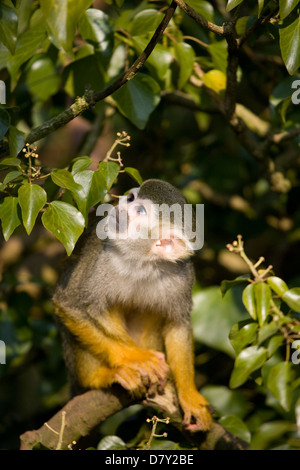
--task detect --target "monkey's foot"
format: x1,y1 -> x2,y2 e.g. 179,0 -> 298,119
179,390 -> 213,432
112,348 -> 169,396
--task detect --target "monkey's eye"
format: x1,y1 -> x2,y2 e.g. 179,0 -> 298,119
127,193 -> 135,202
136,205 -> 147,215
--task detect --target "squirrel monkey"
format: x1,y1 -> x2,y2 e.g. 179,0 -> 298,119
53,179 -> 212,431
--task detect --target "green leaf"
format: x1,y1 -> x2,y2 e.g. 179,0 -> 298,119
258,0 -> 264,17
258,321 -> 279,344
267,335 -> 284,357
266,276 -> 288,296
97,435 -> 127,451
41,201 -> 85,255
3,170 -> 22,185
63,55 -> 105,97
255,283 -> 271,326
230,346 -> 268,388
0,3 -> 18,54
219,415 -> 251,443
6,27 -> 47,85
229,321 -> 258,354
0,157 -> 21,167
174,42 -> 195,89
282,288 -> 300,312
279,0 -> 299,19
123,167 -> 143,186
220,275 -> 248,297
186,1 -> 214,21
226,0 -> 244,13
26,56 -> 60,102
72,165 -> 113,222
267,362 -> 293,411
209,40 -> 228,74
98,161 -> 120,191
78,9 -> 113,67
192,286 -> 248,356
0,196 -> 21,240
40,0 -> 93,54
18,183 -> 47,235
8,126 -> 25,158
113,74 -> 161,129
51,169 -> 83,193
132,37 -> 172,82
129,9 -> 164,37
242,283 -> 257,320
71,156 -> 93,174
279,16 -> 300,75
0,109 -> 10,141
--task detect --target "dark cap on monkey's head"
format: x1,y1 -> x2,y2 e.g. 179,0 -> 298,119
138,179 -> 187,208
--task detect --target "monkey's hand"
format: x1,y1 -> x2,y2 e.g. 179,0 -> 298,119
179,389 -> 213,432
112,348 -> 169,396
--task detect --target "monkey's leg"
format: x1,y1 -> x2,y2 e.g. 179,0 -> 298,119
55,305 -> 168,394
164,322 -> 213,431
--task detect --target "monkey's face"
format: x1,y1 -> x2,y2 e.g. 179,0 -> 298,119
104,184 -> 194,263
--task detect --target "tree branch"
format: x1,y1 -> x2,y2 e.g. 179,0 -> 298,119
19,383 -> 248,450
173,0 -> 224,35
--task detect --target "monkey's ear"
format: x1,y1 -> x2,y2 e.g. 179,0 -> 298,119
152,233 -> 193,261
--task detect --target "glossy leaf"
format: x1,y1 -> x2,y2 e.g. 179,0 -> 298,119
279,0 -> 299,19
71,156 -> 93,174
282,288 -> 300,312
219,415 -> 251,443
255,282 -> 271,326
132,37 -> 172,82
0,3 -> 18,54
230,346 -> 268,388
267,362 -> 293,411
258,321 -> 279,344
63,55 -> 105,97
3,170 -> 22,185
8,126 -> 25,158
266,276 -> 288,296
229,321 -> 258,354
6,27 -> 47,84
0,196 -> 21,240
124,167 -> 143,186
192,286 -> 248,356
258,0 -> 264,17
26,56 -> 60,102
226,0 -> 244,13
0,157 -> 21,167
18,183 -> 47,235
51,169 -> 83,193
242,283 -> 257,320
187,1 -> 214,20
220,275 -> 248,297
267,335 -> 284,358
40,0 -> 93,54
129,9 -> 164,37
113,74 -> 161,129
41,201 -> 85,255
279,16 -> 300,75
78,9 -> 113,67
98,161 -> 120,191
174,42 -> 195,89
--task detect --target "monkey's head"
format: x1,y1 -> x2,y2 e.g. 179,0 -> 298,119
103,179 -> 195,263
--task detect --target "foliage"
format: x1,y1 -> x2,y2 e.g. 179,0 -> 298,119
0,0 -> 300,450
